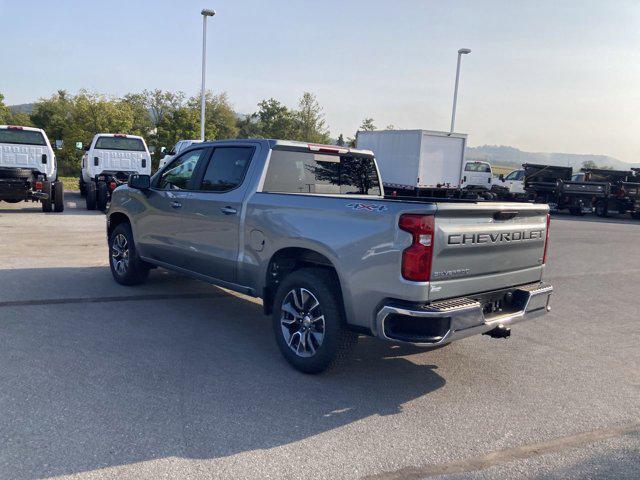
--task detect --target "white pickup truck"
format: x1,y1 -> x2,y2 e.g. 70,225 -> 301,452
80,133 -> 151,211
0,125 -> 64,212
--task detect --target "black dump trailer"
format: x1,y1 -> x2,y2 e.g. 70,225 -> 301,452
523,163 -> 608,215
581,168 -> 640,218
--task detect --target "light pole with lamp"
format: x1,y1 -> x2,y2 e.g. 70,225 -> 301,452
200,8 -> 216,141
450,48 -> 471,134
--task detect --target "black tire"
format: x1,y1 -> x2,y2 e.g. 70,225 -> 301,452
79,177 -> 86,197
595,201 -> 608,217
96,181 -> 108,212
41,181 -> 53,212
569,206 -> 584,216
272,268 -> 358,374
86,181 -> 97,210
108,222 -> 150,286
53,181 -> 64,212
3,199 -> 21,203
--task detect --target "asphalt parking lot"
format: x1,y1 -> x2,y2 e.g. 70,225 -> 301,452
0,193 -> 638,480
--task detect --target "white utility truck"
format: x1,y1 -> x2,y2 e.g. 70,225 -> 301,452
356,129 -> 494,198
158,139 -> 203,169
0,125 -> 64,212
80,134 -> 151,211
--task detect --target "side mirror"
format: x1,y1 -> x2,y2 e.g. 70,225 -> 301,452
499,174 -> 505,181
83,144 -> 90,151
128,174 -> 151,190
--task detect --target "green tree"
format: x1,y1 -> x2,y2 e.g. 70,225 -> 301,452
188,91 -> 238,141
336,134 -> 345,146
359,118 -> 376,132
294,92 -> 330,143
0,93 -> 12,123
256,98 -> 297,139
582,160 -> 597,170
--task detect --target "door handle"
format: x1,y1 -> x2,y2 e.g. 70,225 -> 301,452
220,206 -> 238,215
170,201 -> 182,209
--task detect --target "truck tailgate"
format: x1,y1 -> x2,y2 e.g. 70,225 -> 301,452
429,202 -> 549,301
94,149 -> 148,172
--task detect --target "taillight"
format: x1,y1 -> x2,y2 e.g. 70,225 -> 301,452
35,181 -> 43,190
542,213 -> 551,264
399,214 -> 435,282
109,181 -> 117,190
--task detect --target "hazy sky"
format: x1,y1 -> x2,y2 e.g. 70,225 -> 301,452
1,0 -> 639,162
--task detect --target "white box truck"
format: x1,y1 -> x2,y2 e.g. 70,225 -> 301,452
356,129 -> 494,198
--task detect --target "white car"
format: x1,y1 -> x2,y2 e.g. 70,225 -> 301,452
158,139 -> 203,170
499,169 -> 526,194
80,133 -> 151,211
0,125 -> 64,212
461,161 -> 494,191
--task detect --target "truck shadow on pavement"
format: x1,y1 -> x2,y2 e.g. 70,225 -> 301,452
0,266 -> 446,479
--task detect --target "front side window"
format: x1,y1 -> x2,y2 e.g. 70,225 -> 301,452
95,136 -> 146,151
505,170 -> 520,181
0,129 -> 46,146
200,147 -> 253,192
158,149 -> 206,190
263,150 -> 381,196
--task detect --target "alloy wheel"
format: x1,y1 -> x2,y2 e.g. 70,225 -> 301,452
280,288 -> 325,358
111,233 -> 130,276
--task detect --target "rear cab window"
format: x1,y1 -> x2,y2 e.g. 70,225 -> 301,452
0,128 -> 46,146
95,136 -> 146,152
263,149 -> 381,196
464,162 -> 491,173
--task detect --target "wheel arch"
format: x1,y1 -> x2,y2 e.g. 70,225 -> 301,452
263,247 -> 346,317
107,211 -> 131,237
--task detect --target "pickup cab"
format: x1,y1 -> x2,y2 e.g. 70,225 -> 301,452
106,139 -> 553,373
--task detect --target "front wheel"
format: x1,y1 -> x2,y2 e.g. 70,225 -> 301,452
595,201 -> 608,217
108,222 -> 150,286
41,181 -> 53,212
96,181 -> 108,212
272,268 -> 358,374
53,181 -> 64,212
86,181 -> 97,210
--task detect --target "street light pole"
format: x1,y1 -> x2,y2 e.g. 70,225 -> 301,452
450,48 -> 471,134
200,8 -> 216,141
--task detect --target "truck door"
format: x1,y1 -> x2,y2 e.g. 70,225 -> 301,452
135,147 -> 210,267
178,145 -> 257,283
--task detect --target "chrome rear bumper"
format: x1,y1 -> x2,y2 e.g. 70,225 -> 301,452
375,282 -> 553,346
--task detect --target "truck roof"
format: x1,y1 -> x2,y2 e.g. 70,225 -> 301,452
357,129 -> 468,139
200,138 -> 374,157
93,133 -> 146,141
0,125 -> 46,134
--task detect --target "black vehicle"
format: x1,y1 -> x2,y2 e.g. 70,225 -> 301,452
581,168 -> 640,218
523,163 -> 606,215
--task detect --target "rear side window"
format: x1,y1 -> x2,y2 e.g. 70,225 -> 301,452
95,136 -> 146,151
263,150 -> 381,196
158,149 -> 206,190
199,147 -> 253,192
0,129 -> 46,146
465,162 -> 491,173
505,170 -> 522,181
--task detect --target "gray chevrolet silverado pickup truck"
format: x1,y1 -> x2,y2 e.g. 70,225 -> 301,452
106,139 -> 553,373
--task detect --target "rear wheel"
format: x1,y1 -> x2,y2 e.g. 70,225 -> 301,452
41,181 -> 53,212
86,181 -> 97,210
569,206 -> 585,216
595,201 -> 608,217
109,222 -> 150,286
272,268 -> 358,374
96,181 -> 108,212
53,181 -> 64,212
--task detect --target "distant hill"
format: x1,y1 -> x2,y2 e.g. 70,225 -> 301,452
9,103 -> 34,114
467,145 -> 639,171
